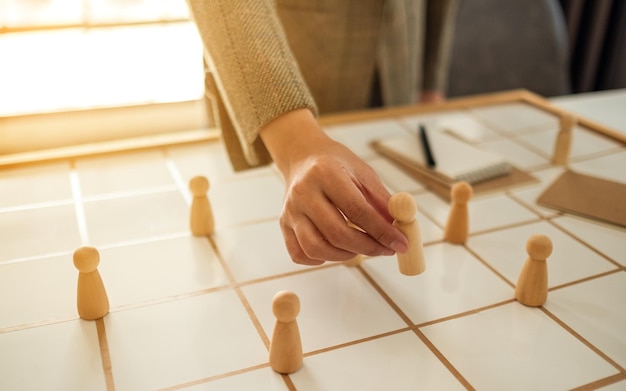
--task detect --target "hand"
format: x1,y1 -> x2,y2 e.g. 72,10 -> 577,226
260,109 -> 409,265
419,90 -> 445,104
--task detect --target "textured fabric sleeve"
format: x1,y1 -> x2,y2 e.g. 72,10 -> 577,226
187,0 -> 318,167
422,0 -> 459,92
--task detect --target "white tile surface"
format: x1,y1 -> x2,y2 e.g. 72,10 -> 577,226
569,149 -> 626,183
470,102 -> 558,134
0,162 -> 73,208
105,290 -> 268,391
327,119 -> 410,159
181,368 -> 287,390
467,221 -> 617,287
75,149 -> 175,196
545,271 -> 626,368
291,331 -> 465,390
0,204 -> 81,262
241,266 -> 407,353
551,215 -> 626,266
367,156 -> 425,194
478,137 -> 550,169
83,190 -> 188,245
516,125 -> 621,160
167,141 -> 276,185
0,255 -> 77,329
0,320 -> 106,390
213,219 -> 309,282
509,166 -> 566,217
422,302 -> 619,391
362,243 -> 513,324
98,235 -> 230,307
211,174 -> 284,228
417,192 -> 539,234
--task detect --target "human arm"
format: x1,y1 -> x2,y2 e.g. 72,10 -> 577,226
259,109 -> 409,265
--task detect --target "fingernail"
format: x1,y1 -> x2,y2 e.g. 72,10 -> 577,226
390,240 -> 408,254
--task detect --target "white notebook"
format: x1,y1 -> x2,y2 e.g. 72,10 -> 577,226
373,130 -> 511,184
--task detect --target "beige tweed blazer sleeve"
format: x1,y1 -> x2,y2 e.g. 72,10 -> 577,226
187,0 -> 318,169
187,0 -> 457,169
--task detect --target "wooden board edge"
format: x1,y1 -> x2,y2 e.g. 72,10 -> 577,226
0,128 -> 219,168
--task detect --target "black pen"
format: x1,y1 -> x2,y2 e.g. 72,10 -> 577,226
419,124 -> 437,168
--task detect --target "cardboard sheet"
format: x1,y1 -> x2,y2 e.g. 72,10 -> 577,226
537,170 -> 626,227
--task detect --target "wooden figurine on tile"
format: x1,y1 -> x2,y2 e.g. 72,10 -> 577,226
189,175 -> 214,236
515,234 -> 552,307
269,290 -> 303,374
388,192 -> 425,276
444,181 -> 473,244
73,246 -> 109,320
552,114 -> 576,165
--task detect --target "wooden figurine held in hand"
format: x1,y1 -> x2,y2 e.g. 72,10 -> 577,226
189,175 -> 215,236
552,114 -> 575,165
388,192 -> 425,276
515,234 -> 552,307
444,181 -> 473,244
74,246 -> 109,320
269,291 -> 303,374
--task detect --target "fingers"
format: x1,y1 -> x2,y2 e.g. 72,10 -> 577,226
326,176 -> 408,255
281,215 -> 358,265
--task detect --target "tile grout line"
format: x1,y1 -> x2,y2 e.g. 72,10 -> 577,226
163,149 -> 294,388
70,161 -> 116,390
68,161 -> 90,245
96,318 -> 116,391
355,264 -> 476,390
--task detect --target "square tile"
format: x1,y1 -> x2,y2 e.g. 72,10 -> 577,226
467,221 -> 617,287
180,368 -> 287,390
211,175 -> 284,228
0,320 -> 106,390
470,102 -> 558,134
545,272 -> 626,368
241,266 -> 407,353
437,112 -> 503,143
417,192 -> 539,235
367,156 -> 425,194
0,255 -> 77,329
213,219 -> 309,282
570,150 -> 626,183
290,331 -> 465,390
75,149 -> 175,196
0,205 -> 81,262
362,243 -> 513,324
516,125 -> 621,160
0,162 -> 72,208
105,290 -> 268,391
98,235 -> 230,307
478,138 -> 549,169
166,141 -> 276,185
551,215 -> 626,266
83,191 -> 188,245
327,119 -> 410,159
509,166 -> 566,217
422,302 -> 618,390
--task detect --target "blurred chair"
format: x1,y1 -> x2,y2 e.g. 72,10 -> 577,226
446,0 -> 571,98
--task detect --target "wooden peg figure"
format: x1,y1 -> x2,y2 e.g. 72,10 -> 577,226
515,234 -> 552,307
269,291 -> 303,374
552,114 -> 576,165
444,181 -> 473,244
189,175 -> 214,236
388,192 -> 425,276
73,246 -> 109,320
